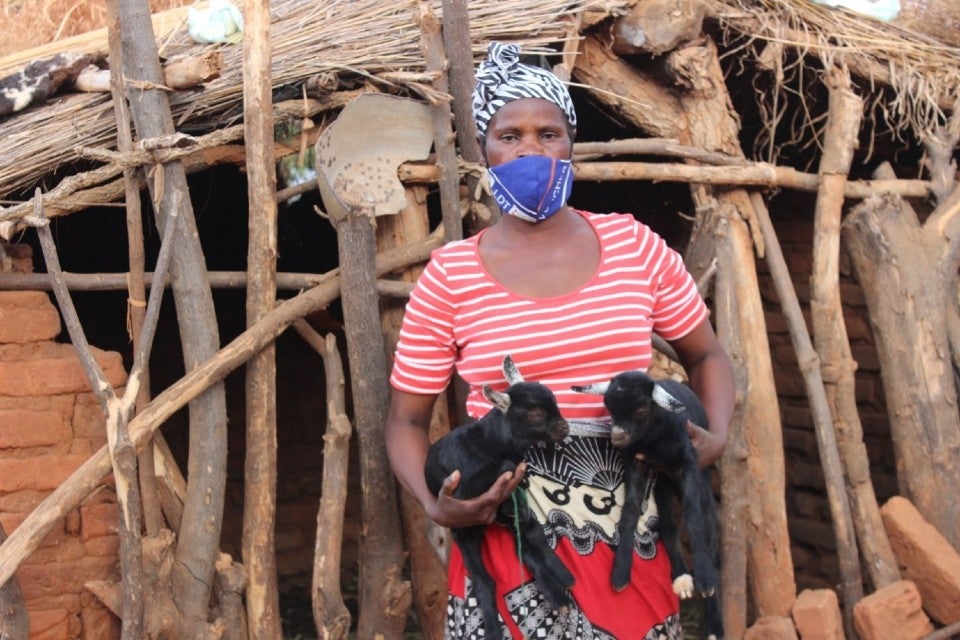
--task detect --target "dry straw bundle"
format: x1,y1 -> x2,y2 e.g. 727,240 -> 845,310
705,0 -> 960,163
0,0 -> 627,200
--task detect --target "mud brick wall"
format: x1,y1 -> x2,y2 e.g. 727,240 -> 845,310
0,286 -> 127,640
758,209 -> 899,590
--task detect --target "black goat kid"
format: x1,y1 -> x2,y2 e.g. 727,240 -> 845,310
424,355 -> 574,639
574,370 -> 723,640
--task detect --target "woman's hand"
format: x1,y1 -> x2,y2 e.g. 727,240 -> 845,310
687,420 -> 724,468
631,421 -> 723,469
426,462 -> 527,528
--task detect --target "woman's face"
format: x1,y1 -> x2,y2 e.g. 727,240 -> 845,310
483,98 -> 574,168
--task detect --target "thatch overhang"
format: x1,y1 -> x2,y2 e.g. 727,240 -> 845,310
0,0 -> 957,225
0,0 -> 628,209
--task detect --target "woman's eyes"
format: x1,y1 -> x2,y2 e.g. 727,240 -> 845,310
497,131 -> 561,143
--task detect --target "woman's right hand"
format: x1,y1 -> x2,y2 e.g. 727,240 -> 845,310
426,462 -> 527,528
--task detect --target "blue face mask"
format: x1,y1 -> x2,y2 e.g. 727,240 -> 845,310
487,155 -> 574,223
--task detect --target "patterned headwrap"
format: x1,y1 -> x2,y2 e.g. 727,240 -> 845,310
472,41 -> 577,137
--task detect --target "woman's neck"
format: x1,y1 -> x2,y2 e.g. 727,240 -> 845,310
489,206 -> 579,245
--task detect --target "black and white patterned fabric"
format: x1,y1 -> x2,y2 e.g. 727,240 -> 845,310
472,41 -> 577,137
446,577 -> 682,640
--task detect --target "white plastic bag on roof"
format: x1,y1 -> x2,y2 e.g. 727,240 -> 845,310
809,0 -> 901,21
187,0 -> 244,44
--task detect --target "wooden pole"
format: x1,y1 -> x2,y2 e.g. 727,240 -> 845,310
107,0 -> 230,632
397,160 -> 932,198
417,2 -> 462,242
844,170 -> 960,549
106,6 -> 164,539
334,203 -> 412,639
751,193 -> 863,636
440,0 -> 497,230
33,190 -> 145,640
242,0 -> 282,636
811,66 -> 899,596
0,271 -> 415,294
295,323 -> 352,640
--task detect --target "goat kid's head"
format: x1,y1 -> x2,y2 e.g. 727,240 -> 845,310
572,370 -> 683,448
482,355 -> 570,443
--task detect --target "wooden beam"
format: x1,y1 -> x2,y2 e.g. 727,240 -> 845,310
241,0 -> 282,635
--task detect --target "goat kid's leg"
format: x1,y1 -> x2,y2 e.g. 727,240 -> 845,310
612,460 -> 647,591
702,588 -> 724,640
454,528 -> 506,640
679,462 -> 719,597
513,504 -> 574,610
654,477 -> 693,598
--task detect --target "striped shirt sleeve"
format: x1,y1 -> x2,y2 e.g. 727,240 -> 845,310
390,244 -> 461,395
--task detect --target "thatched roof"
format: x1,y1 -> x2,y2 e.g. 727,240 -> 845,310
705,0 -> 960,163
0,0 -> 627,202
0,0 -> 957,209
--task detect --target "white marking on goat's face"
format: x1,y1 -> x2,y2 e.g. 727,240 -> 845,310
652,384 -> 684,413
482,385 -> 511,412
502,354 -> 523,385
570,381 -> 609,394
610,425 -> 630,448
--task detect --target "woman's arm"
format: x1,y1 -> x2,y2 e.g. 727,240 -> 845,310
668,320 -> 736,467
385,388 -> 526,528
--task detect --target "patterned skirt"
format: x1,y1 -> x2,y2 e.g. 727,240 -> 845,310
445,422 -> 683,639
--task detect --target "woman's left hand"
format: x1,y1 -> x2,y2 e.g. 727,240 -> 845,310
687,420 -> 724,468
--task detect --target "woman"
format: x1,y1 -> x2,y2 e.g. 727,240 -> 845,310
385,42 -> 735,639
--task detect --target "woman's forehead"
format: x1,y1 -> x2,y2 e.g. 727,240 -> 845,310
488,98 -> 568,127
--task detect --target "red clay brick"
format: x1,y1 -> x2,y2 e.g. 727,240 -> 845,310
28,608 -> 69,640
0,408 -> 68,448
0,489 -> 49,512
80,502 -> 118,541
72,394 -> 109,445
0,291 -> 61,343
17,556 -> 118,601
743,615 -> 799,639
791,588 -> 844,640
22,594 -> 80,616
0,393 -> 73,419
0,455 -> 87,493
0,347 -> 126,397
83,534 -> 119,558
80,599 -> 119,640
21,535 -> 85,566
853,580 -> 933,640
881,495 -> 960,624
1,511 -> 65,549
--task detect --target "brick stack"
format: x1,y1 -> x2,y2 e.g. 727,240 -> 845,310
0,287 -> 126,640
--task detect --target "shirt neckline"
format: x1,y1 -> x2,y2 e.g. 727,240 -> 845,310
471,209 -> 604,303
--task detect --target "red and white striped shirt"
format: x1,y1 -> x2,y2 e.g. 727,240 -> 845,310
390,210 -> 708,421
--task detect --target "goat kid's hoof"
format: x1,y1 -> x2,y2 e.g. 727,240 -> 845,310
672,574 -> 695,599
611,577 -> 629,592
699,585 -> 717,598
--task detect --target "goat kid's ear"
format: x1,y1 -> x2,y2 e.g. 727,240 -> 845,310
652,384 -> 684,413
571,381 -> 609,394
502,354 -> 524,385
483,385 -> 512,412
